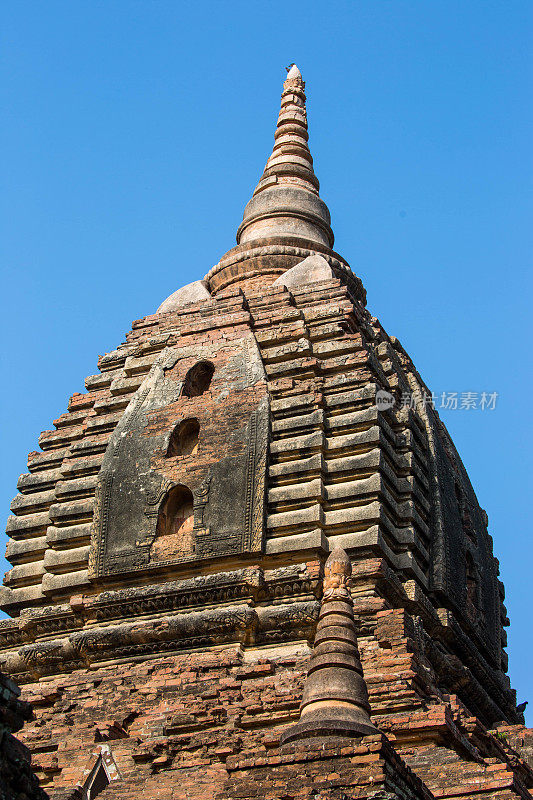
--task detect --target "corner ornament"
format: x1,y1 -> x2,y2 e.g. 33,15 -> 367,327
281,546 -> 378,745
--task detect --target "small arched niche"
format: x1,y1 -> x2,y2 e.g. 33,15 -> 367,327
182,361 -> 214,398
167,418 -> 200,457
152,484 -> 194,562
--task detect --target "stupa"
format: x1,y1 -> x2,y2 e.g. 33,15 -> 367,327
1,65 -> 531,800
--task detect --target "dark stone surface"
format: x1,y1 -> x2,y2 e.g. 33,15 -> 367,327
427,409 -> 502,667
0,672 -> 46,800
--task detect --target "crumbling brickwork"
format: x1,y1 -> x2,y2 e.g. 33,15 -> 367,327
13,625 -> 533,799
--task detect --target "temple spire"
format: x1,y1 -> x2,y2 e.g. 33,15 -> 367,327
205,66 -> 359,296
251,64 -> 318,199
236,64 -> 334,250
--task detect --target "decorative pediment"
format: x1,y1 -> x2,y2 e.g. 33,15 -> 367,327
90,335 -> 269,579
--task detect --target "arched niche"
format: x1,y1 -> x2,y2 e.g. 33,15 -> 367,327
167,418 -> 200,457
151,484 -> 194,562
182,361 -> 214,398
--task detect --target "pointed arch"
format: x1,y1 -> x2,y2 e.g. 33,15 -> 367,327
152,484 -> 195,562
166,418 -> 200,457
77,746 -> 120,800
182,361 -> 214,398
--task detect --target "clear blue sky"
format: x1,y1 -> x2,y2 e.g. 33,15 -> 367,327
1,1 -> 531,721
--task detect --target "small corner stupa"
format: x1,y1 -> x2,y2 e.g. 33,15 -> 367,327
281,546 -> 378,744
0,65 -> 531,800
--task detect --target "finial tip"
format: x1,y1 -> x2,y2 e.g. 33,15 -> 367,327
326,545 -> 350,564
285,63 -> 302,80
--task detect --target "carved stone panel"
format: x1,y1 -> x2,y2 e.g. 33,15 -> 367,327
90,334 -> 269,579
194,400 -> 269,560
